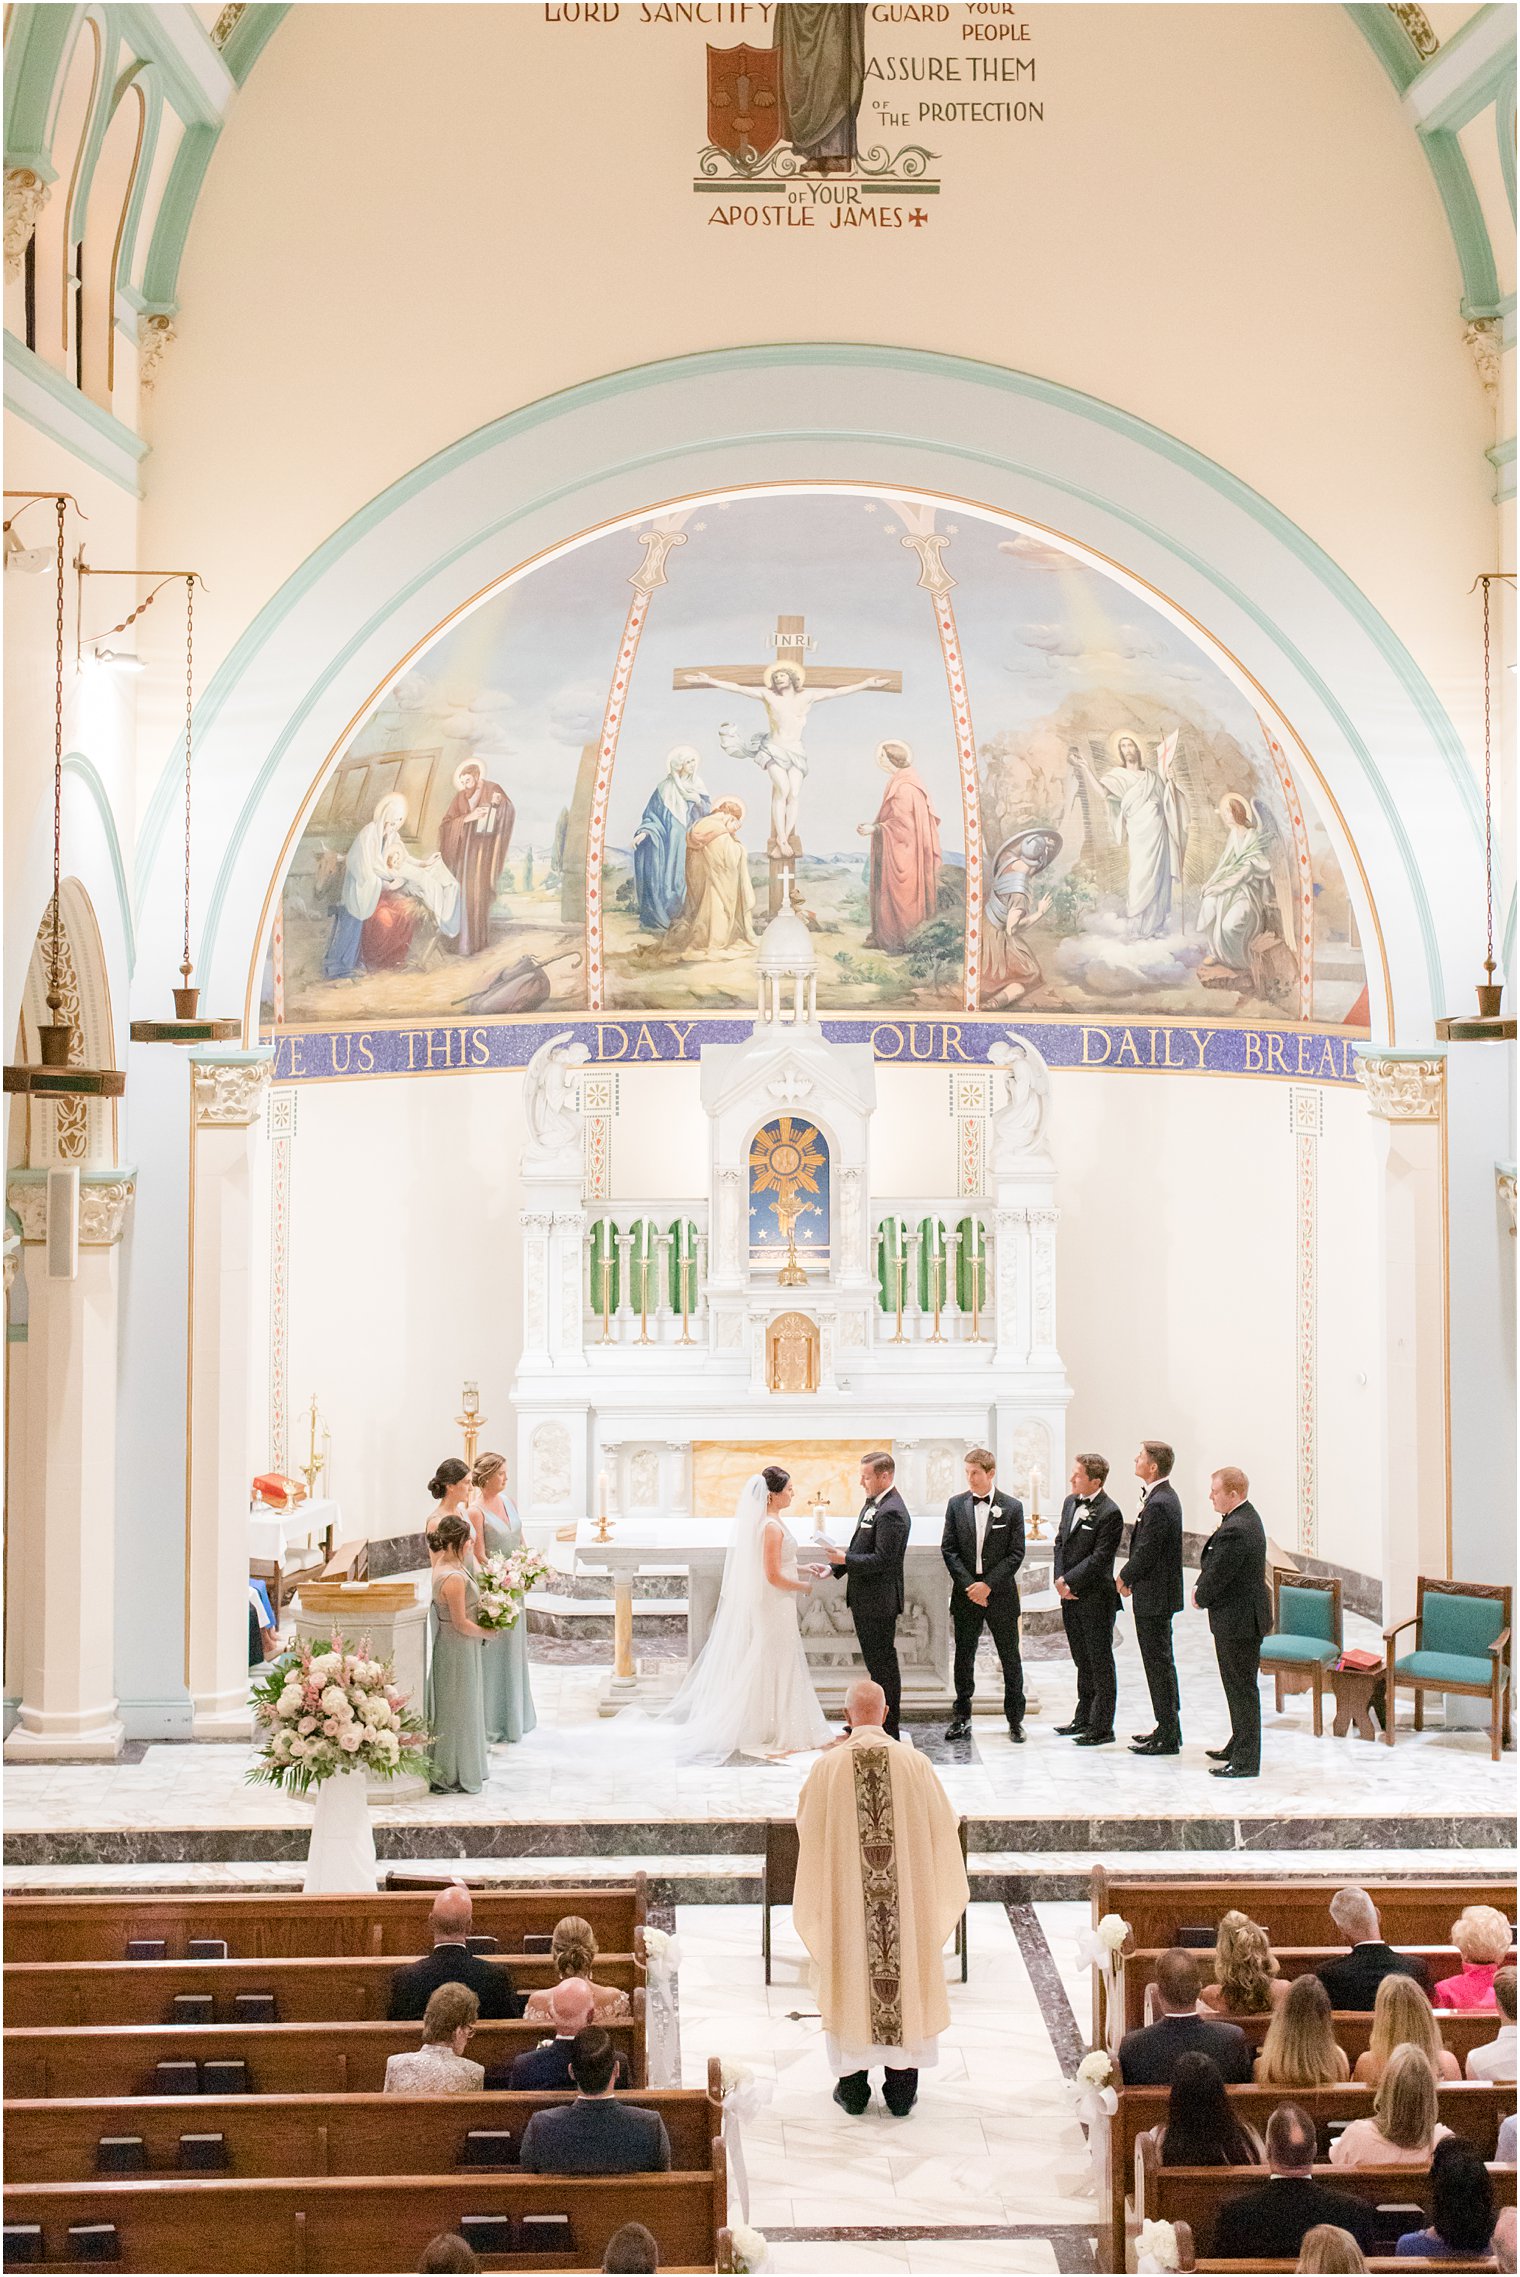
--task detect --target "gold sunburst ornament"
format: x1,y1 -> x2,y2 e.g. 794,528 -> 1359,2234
750,1117 -> 825,1285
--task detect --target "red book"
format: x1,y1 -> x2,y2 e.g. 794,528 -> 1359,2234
1337,1648 -> 1382,1672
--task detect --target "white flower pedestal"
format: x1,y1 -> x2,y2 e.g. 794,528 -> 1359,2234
294,1581 -> 430,1802
303,1766 -> 379,1894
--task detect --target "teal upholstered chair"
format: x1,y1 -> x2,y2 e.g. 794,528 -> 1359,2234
1258,1569 -> 1342,1736
1384,1578 -> 1511,1762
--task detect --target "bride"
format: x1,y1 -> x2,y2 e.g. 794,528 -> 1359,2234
658,1465 -> 834,1761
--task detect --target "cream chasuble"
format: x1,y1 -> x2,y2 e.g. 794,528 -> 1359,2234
793,1727 -> 969,2069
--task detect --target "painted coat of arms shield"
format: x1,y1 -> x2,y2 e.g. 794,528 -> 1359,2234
706,42 -> 781,163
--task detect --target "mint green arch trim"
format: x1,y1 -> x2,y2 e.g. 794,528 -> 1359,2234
1344,2 -> 1422,93
139,118 -> 215,313
66,15 -> 123,250
1499,82 -> 1516,218
219,4 -> 288,87
62,751 -> 136,975
113,67 -> 165,297
3,5 -> 79,172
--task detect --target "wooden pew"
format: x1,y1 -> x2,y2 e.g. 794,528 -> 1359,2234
3,2071 -> 723,2183
1133,2138 -> 1516,2262
4,1950 -> 640,2029
4,2004 -> 646,2099
3,1884 -> 647,1966
1112,2006 -> 1497,2066
1098,2078 -> 1511,2272
1116,1945 -> 1512,2035
1,2164 -> 726,2273
1092,1868 -> 1516,1956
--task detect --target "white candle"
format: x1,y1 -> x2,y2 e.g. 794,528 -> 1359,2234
597,1468 -> 609,1517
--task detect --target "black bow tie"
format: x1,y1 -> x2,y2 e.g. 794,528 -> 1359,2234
1073,1497 -> 1091,1509
973,1499 -> 990,1513
863,1498 -> 878,1510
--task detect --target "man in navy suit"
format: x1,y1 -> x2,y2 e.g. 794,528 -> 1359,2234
820,1451 -> 911,1738
518,2030 -> 669,2173
1052,1453 -> 1123,1746
1119,1441 -> 1185,1757
506,1977 -> 602,2089
941,1448 -> 1025,1742
387,1883 -> 524,2020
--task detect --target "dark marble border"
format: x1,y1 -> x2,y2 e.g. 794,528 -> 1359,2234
364,1533 -> 427,1579
1007,1901 -> 1088,2075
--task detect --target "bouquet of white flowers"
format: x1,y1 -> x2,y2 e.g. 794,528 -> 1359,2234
475,1545 -> 551,1633
728,2224 -> 769,2273
246,1630 -> 430,1796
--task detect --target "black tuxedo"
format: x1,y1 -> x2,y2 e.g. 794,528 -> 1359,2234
941,1489 -> 1025,1726
831,1486 -> 910,1735
518,2097 -> 670,2175
1120,1479 -> 1184,1745
1194,1497 -> 1271,1773
1054,1490 -> 1123,1738
1315,1942 -> 1432,2011
386,1940 -> 524,2022
1210,2176 -> 1377,2260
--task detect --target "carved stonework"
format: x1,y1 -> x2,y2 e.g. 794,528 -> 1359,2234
837,1307 -> 866,1347
137,313 -> 178,392
1006,1419 -> 1053,1501
1356,1052 -> 1445,1121
715,1309 -> 744,1350
192,1057 -> 273,1127
32,901 -> 89,1161
4,169 -> 49,280
531,1420 -> 571,1505
6,1183 -> 47,1243
1388,2 -> 1439,59
7,1173 -> 135,1246
1463,319 -> 1501,399
210,1 -> 248,46
3,1231 -> 19,1296
718,1168 -> 743,1274
628,1448 -> 660,1507
924,1444 -> 960,1503
1498,1165 -> 1517,1236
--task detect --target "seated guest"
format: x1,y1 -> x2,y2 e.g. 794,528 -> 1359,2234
1201,1909 -> 1288,2018
1437,1906 -> 1514,2011
1498,2115 -> 1517,2163
603,2224 -> 659,2273
418,2239 -> 481,2275
1352,1973 -> 1462,2083
1211,2104 -> 1377,2260
522,1915 -> 631,2024
384,1984 -> 484,2093
1296,2229 -> 1369,2275
388,1883 -> 524,2021
518,2029 -> 670,2174
1316,1887 -> 1432,2009
1330,2043 -> 1452,2167
1394,2137 -> 1497,2259
1154,2051 -> 1265,2166
1496,2205 -> 1518,2272
1256,1974 -> 1351,2087
1118,1948 -> 1254,2085
507,1977 -> 600,2089
1467,1967 -> 1518,2081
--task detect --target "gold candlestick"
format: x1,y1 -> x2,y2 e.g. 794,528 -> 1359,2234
928,1227 -> 945,1343
677,1225 -> 694,1345
967,1224 -> 984,1343
456,1380 -> 484,1469
298,1395 -> 328,1498
778,1225 -> 807,1288
891,1247 -> 907,1344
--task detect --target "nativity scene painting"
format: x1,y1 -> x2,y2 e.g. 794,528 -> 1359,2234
264,489 -> 1368,1032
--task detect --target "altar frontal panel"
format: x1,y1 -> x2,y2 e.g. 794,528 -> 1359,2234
690,1440 -> 884,1521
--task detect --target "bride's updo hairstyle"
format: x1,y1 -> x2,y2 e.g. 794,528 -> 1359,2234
428,1457 -> 470,1502
761,1465 -> 791,1497
428,1512 -> 473,1556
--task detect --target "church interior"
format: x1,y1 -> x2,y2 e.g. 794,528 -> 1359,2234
2,2 -> 1516,2271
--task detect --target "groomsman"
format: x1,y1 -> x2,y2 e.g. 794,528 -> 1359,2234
822,1452 -> 911,1739
1120,1442 -> 1185,1757
941,1448 -> 1026,1743
1053,1454 -> 1123,1746
1193,1465 -> 1272,1779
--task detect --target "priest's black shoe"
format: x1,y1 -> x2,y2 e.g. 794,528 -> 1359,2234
1129,1738 -> 1179,1756
1008,1723 -> 1025,1743
1205,1746 -> 1233,1761
1073,1730 -> 1115,1746
1054,1720 -> 1088,1737
882,2067 -> 918,2118
1210,1764 -> 1257,1778
833,2074 -> 871,2116
943,1718 -> 971,1742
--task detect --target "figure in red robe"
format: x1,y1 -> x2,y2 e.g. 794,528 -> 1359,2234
438,760 -> 514,957
860,741 -> 942,953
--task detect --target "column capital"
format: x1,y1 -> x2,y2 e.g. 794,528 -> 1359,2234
190,1047 -> 275,1128
7,1167 -> 138,1246
1354,1045 -> 1447,1121
1498,1163 -> 1517,1236
4,1228 -> 19,1293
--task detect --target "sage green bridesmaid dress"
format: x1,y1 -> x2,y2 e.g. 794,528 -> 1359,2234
426,1567 -> 487,1794
481,1500 -> 537,1745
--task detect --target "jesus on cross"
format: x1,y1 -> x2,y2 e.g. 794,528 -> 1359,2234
677,616 -> 898,859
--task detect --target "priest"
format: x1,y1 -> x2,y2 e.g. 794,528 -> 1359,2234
793,1679 -> 969,2120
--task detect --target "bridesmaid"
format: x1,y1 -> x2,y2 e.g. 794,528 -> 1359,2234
427,1459 -> 478,1566
472,1452 -> 537,1744
425,1512 -> 490,1794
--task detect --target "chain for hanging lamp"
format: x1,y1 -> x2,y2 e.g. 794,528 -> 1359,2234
1437,571 -> 1517,1042
3,496 -> 125,1098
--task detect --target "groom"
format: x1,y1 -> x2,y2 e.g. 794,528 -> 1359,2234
820,1452 -> 911,1738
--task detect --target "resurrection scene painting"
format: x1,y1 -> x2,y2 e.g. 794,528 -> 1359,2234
266,489 -> 1368,1029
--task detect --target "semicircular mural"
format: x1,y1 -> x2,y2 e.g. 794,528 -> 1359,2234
265,488 -> 1368,1033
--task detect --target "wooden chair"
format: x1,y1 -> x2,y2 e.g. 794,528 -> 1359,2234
1383,1576 -> 1511,1761
761,1816 -> 969,1984
1258,1568 -> 1342,1734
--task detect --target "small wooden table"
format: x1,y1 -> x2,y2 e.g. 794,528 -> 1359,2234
1330,1662 -> 1382,1740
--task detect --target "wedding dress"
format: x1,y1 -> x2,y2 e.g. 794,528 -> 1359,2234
656,1474 -> 833,1762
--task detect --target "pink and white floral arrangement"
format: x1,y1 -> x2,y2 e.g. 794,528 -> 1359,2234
475,1546 -> 551,1633
247,1630 -> 430,1795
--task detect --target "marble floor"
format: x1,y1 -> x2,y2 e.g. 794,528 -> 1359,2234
5,1582 -> 1510,1849
675,1900 -> 1096,2274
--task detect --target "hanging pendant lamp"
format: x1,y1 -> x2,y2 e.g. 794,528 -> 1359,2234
1436,572 -> 1517,1043
3,495 -> 125,1100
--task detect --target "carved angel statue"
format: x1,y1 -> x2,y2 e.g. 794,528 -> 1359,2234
522,1030 -> 589,1160
987,1036 -> 1052,1164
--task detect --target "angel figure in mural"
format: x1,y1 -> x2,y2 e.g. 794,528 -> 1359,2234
323,793 -> 461,981
1074,730 -> 1190,938
987,1036 -> 1052,1164
522,1029 -> 590,1161
693,661 -> 891,858
981,827 -> 1060,1009
1196,792 -> 1292,999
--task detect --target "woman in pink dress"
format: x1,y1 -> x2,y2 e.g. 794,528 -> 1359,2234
1435,1904 -> 1512,2009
